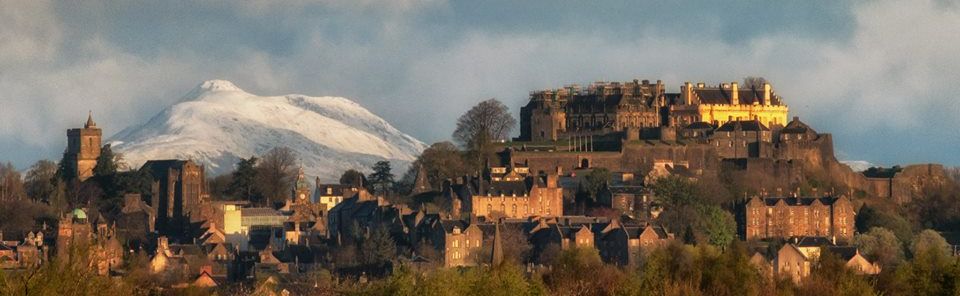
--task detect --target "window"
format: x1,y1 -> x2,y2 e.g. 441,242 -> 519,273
486,204 -> 492,213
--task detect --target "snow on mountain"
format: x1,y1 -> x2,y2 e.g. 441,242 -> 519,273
109,80 -> 426,181
840,160 -> 877,172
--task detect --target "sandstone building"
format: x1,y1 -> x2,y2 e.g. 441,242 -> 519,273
519,80 -> 667,142
743,196 -> 856,241
63,112 -> 102,181
670,82 -> 788,128
464,167 -> 563,218
142,159 -> 207,237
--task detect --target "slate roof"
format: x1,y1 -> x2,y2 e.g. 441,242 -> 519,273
781,117 -> 816,134
693,88 -> 781,105
791,236 -> 836,247
484,180 -> 529,196
826,246 -> 860,261
683,121 -> 715,130
760,196 -> 838,207
716,120 -> 769,132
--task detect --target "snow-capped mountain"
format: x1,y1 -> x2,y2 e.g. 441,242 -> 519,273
109,80 -> 426,181
840,160 -> 877,172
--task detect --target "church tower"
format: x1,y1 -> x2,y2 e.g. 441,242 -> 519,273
64,112 -> 102,181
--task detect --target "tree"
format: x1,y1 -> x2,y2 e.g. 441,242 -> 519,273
92,144 -> 119,177
405,142 -> 470,190
911,229 -> 950,258
854,227 -> 904,267
855,204 -> 914,244
227,156 -> 260,201
0,162 -> 26,202
367,161 -> 395,196
582,168 -> 611,202
24,160 -> 58,203
256,147 -> 298,207
698,205 -> 736,248
360,226 -> 396,267
452,99 -> 516,168
650,175 -> 699,233
742,76 -> 768,89
339,169 -> 366,187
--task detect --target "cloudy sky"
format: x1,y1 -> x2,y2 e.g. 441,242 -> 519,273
2,0 -> 959,169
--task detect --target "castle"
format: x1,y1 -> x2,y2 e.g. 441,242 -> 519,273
507,79 -> 814,182
518,80 -> 787,143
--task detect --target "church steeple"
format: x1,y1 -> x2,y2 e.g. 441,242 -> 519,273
491,221 -> 503,266
84,111 -> 97,129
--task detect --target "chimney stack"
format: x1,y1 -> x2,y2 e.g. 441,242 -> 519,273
730,82 -> 739,105
763,83 -> 772,106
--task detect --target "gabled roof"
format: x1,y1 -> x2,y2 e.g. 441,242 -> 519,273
825,246 -> 860,261
692,87 -> 781,105
716,120 -> 769,132
758,196 -> 839,207
781,117 -> 816,134
790,236 -> 835,247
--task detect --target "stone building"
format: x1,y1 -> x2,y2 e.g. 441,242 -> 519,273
466,166 -> 564,219
314,180 -> 360,210
62,112 -> 102,181
774,237 -> 879,283
518,80 -> 667,142
55,208 -> 123,275
669,81 -> 788,128
709,120 -> 773,159
597,221 -> 673,266
743,196 -> 856,241
142,159 -> 207,236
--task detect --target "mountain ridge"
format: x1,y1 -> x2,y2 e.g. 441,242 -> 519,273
109,80 -> 426,182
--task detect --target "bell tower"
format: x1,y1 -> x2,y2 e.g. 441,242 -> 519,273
64,112 -> 102,181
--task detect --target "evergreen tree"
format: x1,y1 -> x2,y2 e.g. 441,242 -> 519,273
92,144 -> 118,177
228,156 -> 260,201
367,161 -> 394,196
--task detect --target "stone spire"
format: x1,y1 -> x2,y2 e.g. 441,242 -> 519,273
412,164 -> 431,195
492,221 -> 503,266
84,111 -> 96,128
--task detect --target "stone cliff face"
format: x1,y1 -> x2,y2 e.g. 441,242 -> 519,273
505,129 -> 947,204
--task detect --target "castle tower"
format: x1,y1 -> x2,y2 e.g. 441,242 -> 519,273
64,112 -> 102,181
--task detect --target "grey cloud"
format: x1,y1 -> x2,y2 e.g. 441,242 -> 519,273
0,0 -> 957,170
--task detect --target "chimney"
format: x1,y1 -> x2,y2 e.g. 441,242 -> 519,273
683,82 -> 693,105
763,83 -> 772,106
730,82 -> 739,105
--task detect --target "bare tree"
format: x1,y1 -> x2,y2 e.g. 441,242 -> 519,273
742,76 -> 769,89
24,160 -> 57,202
256,147 -> 299,207
452,98 -> 516,168
0,162 -> 25,202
